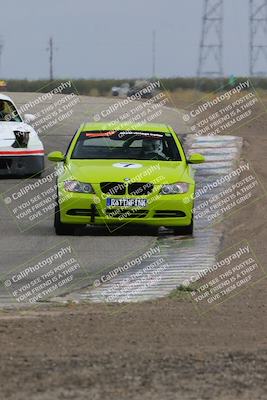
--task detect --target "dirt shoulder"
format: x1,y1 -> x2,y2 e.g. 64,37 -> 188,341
0,278 -> 266,400
0,97 -> 266,400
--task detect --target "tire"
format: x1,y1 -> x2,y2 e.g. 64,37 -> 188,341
173,218 -> 194,236
54,202 -> 77,235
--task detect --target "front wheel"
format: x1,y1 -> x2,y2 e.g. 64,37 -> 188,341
54,203 -> 77,235
173,219 -> 194,236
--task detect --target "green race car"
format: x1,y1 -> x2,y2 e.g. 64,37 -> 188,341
48,122 -> 205,235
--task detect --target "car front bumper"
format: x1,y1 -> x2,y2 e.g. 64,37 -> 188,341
0,154 -> 44,176
58,187 -> 194,227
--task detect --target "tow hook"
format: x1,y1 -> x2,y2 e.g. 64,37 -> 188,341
91,204 -> 96,223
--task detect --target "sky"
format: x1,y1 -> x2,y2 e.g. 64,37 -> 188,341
0,0 -> 252,79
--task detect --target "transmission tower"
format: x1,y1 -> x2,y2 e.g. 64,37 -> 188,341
249,0 -> 267,76
197,0 -> 224,78
0,37 -> 3,76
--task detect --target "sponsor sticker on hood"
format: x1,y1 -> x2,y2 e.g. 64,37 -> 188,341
112,162 -> 143,169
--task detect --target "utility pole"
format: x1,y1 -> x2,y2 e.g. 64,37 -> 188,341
152,30 -> 156,77
249,0 -> 267,76
47,37 -> 54,81
0,37 -> 3,77
197,0 -> 224,79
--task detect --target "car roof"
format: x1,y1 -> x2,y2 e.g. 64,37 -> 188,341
0,93 -> 13,102
81,122 -> 172,134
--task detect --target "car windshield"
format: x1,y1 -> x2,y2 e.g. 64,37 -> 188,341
71,131 -> 182,161
0,100 -> 22,122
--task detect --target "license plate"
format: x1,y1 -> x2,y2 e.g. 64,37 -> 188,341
106,198 -> 147,208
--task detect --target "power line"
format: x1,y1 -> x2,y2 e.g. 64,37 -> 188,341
197,0 -> 224,78
249,0 -> 267,76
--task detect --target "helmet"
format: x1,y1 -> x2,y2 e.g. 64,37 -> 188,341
142,139 -> 163,154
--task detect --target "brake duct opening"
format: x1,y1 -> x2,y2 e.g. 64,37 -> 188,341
12,131 -> 30,148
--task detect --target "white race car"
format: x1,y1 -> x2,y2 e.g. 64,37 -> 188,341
0,93 -> 44,176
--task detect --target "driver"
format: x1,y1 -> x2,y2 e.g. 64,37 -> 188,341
142,138 -> 167,159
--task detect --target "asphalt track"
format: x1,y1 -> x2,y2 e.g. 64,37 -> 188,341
0,92 -> 190,306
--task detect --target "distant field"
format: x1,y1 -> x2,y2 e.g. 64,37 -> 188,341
2,77 -> 267,96
169,87 -> 267,109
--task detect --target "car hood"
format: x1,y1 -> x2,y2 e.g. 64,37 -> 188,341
64,159 -> 193,184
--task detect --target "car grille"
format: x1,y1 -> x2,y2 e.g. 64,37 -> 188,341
0,159 -> 12,169
154,210 -> 186,218
100,182 -> 126,195
100,182 -> 154,196
106,209 -> 148,219
128,183 -> 154,196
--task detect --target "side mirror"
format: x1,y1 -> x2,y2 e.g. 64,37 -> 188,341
24,113 -> 36,123
48,151 -> 65,162
188,153 -> 205,164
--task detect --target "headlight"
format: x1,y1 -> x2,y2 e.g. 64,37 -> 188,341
64,180 -> 94,194
161,183 -> 189,195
